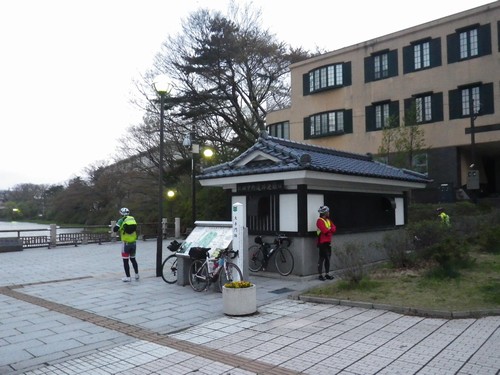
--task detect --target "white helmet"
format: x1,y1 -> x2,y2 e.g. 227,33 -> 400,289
318,205 -> 329,214
119,207 -> 130,216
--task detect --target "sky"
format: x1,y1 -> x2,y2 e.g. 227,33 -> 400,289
0,0 -> 494,190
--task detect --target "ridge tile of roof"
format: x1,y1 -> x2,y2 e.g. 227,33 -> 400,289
199,135 -> 431,184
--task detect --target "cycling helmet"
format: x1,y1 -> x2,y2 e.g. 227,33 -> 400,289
318,205 -> 329,214
119,207 -> 130,216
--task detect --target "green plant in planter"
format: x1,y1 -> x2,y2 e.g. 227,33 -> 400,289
224,280 -> 253,288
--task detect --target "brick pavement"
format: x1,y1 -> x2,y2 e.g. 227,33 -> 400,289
0,240 -> 499,374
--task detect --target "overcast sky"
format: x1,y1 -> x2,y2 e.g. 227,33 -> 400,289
0,0 -> 493,190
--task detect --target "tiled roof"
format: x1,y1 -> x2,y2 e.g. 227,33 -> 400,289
199,133 -> 431,184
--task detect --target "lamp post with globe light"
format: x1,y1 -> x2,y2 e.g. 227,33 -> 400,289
153,75 -> 171,277
183,130 -> 214,226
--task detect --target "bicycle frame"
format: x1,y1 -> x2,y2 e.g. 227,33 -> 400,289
259,235 -> 289,266
249,234 -> 294,276
189,249 -> 243,292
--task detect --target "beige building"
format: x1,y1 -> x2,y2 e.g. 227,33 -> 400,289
266,1 -> 500,201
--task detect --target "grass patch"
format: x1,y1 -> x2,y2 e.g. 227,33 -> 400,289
304,251 -> 500,312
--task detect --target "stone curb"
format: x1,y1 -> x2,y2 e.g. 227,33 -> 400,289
296,294 -> 500,319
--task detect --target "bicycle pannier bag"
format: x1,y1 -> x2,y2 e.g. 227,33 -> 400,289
189,247 -> 210,260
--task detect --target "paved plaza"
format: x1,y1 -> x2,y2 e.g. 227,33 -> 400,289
0,240 -> 499,374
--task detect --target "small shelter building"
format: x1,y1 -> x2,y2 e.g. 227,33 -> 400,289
199,133 -> 431,276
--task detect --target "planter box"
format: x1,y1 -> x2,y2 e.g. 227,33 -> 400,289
222,284 -> 257,316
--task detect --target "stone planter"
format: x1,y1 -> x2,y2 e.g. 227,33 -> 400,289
222,284 -> 257,316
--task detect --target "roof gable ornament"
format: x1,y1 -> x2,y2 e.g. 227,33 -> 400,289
235,150 -> 280,167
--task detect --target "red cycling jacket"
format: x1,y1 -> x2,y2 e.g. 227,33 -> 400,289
316,217 -> 337,244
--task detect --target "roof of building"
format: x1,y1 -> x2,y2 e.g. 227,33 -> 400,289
198,133 -> 431,184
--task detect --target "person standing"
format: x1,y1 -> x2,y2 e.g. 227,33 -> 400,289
113,207 -> 139,282
316,205 -> 337,281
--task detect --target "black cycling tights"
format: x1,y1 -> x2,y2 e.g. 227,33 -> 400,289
123,258 -> 139,277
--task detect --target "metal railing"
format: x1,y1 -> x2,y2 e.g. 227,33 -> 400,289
0,222 -> 178,250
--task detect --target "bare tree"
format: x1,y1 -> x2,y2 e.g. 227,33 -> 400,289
125,1 -> 309,169
378,103 -> 427,170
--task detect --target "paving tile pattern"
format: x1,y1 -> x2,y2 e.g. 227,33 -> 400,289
0,241 -> 499,374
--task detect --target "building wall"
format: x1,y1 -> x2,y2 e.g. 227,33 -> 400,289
267,2 -> 500,196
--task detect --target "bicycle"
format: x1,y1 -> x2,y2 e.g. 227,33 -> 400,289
161,240 -> 182,284
188,247 -> 243,292
248,234 -> 294,276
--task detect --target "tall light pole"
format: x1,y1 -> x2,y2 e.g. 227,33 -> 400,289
153,75 -> 171,277
183,128 -> 199,227
183,129 -> 214,227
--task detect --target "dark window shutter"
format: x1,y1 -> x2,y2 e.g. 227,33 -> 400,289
365,106 -> 375,131
404,97 -> 413,113
403,45 -> 414,74
478,24 -> 492,56
430,37 -> 442,67
449,89 -> 460,119
389,101 -> 400,126
388,50 -> 398,77
303,73 -> 310,96
364,56 -> 373,83
303,117 -> 311,139
447,33 -> 459,63
343,62 -> 352,86
498,21 -> 500,52
480,83 -> 494,115
344,109 -> 353,134
433,93 -> 444,122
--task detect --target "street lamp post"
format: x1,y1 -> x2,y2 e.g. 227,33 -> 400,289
153,75 -> 171,277
167,190 -> 175,223
183,130 -> 213,227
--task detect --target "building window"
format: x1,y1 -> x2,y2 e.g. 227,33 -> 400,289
414,42 -> 430,69
374,53 -> 388,79
303,62 -> 351,95
403,38 -> 441,74
375,103 -> 390,129
416,95 -> 432,123
448,83 -> 494,119
404,93 -> 443,124
365,101 -> 399,132
447,24 -> 491,63
304,110 -> 353,139
412,153 -> 428,175
268,121 -> 290,139
460,28 -> 478,59
461,86 -> 481,116
247,194 -> 278,233
364,50 -> 398,82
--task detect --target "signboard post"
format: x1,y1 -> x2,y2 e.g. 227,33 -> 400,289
231,202 -> 248,280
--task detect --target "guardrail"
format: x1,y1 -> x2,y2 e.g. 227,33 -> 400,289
0,222 -> 178,250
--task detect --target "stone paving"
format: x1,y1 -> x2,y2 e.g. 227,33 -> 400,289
0,240 -> 499,374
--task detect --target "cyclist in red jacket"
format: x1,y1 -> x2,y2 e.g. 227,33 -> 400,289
316,205 -> 337,281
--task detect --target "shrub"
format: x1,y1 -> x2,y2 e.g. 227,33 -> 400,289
424,236 -> 473,278
380,231 -> 416,268
477,225 -> 500,254
334,242 -> 365,285
406,220 -> 449,260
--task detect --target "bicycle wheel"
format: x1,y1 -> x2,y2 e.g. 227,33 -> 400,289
161,254 -> 178,284
274,246 -> 294,276
218,262 -> 243,292
248,245 -> 265,272
189,259 -> 209,292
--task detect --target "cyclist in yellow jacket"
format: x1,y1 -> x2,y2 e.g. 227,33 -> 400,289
113,207 -> 139,282
316,205 -> 337,281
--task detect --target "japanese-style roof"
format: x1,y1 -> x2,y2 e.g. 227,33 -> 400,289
198,133 -> 431,184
